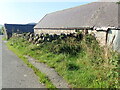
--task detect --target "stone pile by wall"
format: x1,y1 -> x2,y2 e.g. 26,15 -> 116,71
12,32 -> 84,45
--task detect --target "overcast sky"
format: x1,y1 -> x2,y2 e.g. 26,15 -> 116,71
0,0 -> 98,25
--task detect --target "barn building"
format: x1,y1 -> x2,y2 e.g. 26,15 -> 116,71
4,24 -> 36,39
34,2 -> 120,52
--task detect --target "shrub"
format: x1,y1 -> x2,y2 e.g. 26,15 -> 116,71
51,37 -> 81,55
75,32 -> 83,40
67,63 -> 79,71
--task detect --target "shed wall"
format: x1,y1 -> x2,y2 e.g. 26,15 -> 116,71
34,28 -> 120,52
89,30 -> 107,46
34,29 -> 76,35
116,30 -> 120,52
35,29 -> 107,46
107,30 -> 117,46
106,30 -> 120,52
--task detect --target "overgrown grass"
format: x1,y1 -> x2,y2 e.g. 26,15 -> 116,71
6,41 -> 56,88
7,34 -> 120,88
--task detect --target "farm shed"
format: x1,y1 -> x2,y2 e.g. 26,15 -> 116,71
4,24 -> 36,39
107,29 -> 120,52
34,2 -> 120,52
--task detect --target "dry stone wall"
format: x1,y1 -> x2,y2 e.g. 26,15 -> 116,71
12,32 -> 84,46
34,29 -> 76,35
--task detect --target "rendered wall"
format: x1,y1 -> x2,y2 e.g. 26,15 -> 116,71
116,30 -> 120,52
106,29 -> 120,52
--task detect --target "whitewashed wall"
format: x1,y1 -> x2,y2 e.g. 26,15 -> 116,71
116,30 -> 120,52
107,30 -> 120,52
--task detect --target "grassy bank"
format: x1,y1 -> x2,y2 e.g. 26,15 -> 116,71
7,34 -> 120,88
6,40 -> 56,88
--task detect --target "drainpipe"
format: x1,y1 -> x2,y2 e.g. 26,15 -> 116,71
106,29 -> 116,47
105,29 -> 109,45
104,29 -> 109,62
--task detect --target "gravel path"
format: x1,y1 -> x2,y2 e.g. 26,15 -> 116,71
26,56 -> 69,88
2,36 -> 45,88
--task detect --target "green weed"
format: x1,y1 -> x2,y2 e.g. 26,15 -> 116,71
6,34 -> 120,88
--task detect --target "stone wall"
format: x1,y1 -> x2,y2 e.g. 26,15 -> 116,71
89,30 -> 107,46
34,29 -> 76,35
4,28 -> 11,40
34,29 -> 108,46
89,29 -> 120,52
34,28 -> 120,48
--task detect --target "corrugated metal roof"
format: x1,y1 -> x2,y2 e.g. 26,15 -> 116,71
34,2 -> 119,29
4,24 -> 35,33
